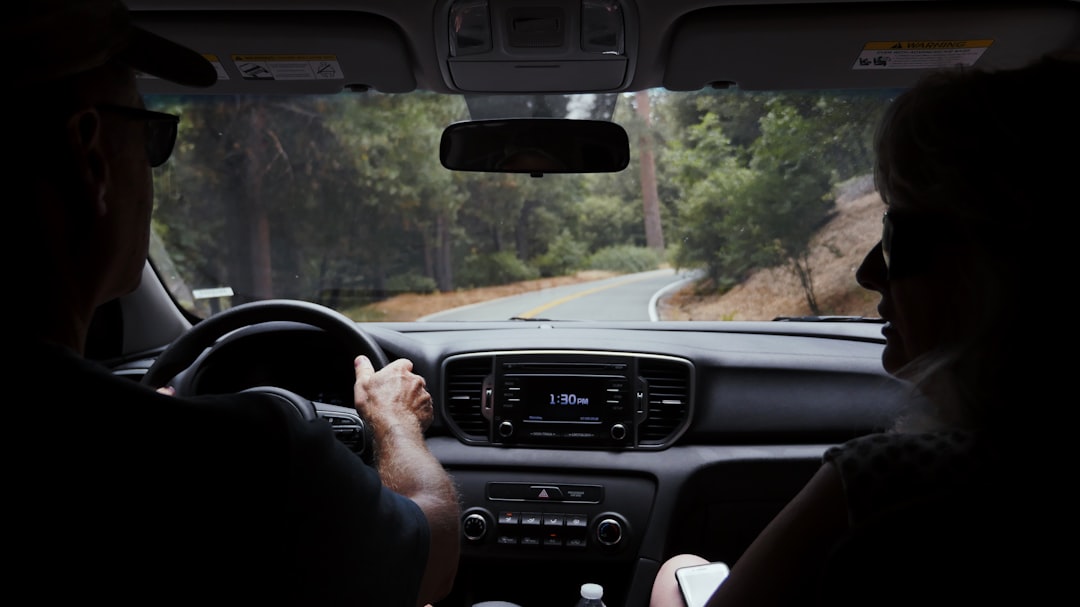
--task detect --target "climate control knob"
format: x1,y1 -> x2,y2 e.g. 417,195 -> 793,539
595,517 -> 624,546
462,511 -> 489,542
498,421 -> 514,437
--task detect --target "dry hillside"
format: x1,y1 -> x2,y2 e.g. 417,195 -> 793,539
659,182 -> 885,321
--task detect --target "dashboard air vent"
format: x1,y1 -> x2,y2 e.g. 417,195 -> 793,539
638,357 -> 692,445
443,355 -> 494,441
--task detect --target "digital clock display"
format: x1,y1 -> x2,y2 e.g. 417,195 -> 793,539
509,374 -> 620,423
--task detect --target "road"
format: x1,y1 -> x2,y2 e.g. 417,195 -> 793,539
419,268 -> 700,321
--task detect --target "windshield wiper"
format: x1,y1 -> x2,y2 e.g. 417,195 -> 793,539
772,315 -> 884,323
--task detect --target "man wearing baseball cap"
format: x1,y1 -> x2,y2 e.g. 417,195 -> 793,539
6,2 -> 460,605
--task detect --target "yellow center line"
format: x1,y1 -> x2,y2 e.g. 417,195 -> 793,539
516,273 -> 661,319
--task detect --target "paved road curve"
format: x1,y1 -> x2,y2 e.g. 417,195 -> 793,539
419,268 -> 699,322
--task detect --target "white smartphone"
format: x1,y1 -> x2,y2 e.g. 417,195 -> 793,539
675,561 -> 731,607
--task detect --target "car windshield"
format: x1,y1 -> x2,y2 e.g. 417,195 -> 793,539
147,87 -> 896,322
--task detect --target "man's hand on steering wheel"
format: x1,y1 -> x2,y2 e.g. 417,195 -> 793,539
353,355 -> 435,437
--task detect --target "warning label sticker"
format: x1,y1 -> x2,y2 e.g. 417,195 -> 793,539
852,40 -> 993,70
231,54 -> 344,80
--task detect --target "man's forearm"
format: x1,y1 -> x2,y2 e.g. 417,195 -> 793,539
374,425 -> 461,605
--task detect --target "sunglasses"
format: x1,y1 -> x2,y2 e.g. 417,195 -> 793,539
96,104 -> 180,168
880,210 -> 954,279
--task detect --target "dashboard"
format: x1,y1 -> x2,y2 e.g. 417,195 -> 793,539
116,318 -> 910,607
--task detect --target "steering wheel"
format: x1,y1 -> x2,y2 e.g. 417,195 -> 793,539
141,299 -> 388,463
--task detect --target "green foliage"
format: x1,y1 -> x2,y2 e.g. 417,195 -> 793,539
576,194 -> 646,250
153,93 -> 473,303
587,246 -> 663,273
326,93 -> 469,293
663,91 -> 889,298
532,230 -> 589,277
457,251 -> 540,287
665,112 -> 758,287
149,88 -> 891,314
744,101 -> 836,263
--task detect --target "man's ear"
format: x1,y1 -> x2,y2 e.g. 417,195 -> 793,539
65,108 -> 110,218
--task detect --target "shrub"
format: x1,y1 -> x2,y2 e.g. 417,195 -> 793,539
385,272 -> 438,294
532,230 -> 589,277
457,251 -> 540,287
587,246 -> 663,273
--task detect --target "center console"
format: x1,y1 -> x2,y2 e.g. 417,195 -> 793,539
451,470 -> 654,559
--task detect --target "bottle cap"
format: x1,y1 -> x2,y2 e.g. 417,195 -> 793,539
581,583 -> 603,600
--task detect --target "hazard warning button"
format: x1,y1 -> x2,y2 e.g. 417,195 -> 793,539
487,482 -> 604,503
530,485 -> 563,500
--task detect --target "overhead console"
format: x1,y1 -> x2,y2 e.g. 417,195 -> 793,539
436,0 -> 637,92
442,350 -> 693,449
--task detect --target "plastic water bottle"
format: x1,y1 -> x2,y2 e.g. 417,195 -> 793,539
575,583 -> 606,607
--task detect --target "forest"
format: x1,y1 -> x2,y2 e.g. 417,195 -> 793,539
149,88 -> 894,316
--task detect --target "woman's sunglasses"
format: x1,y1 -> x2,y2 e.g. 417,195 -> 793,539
881,211 -> 954,280
96,104 -> 180,167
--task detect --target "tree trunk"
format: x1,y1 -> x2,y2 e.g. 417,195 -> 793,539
791,254 -> 821,316
636,90 -> 664,251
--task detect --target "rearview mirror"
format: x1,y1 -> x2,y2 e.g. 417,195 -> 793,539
439,118 -> 630,176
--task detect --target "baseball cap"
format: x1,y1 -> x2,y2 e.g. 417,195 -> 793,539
5,0 -> 216,88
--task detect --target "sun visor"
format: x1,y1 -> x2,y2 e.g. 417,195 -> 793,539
131,11 -> 417,94
663,2 -> 1080,92
437,0 -> 635,93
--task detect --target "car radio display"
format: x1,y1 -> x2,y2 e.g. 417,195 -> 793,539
509,374 -> 622,423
